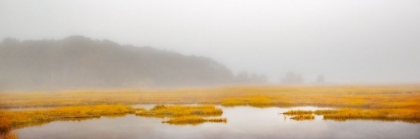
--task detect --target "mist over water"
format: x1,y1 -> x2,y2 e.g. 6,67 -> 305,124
1,0 -> 420,90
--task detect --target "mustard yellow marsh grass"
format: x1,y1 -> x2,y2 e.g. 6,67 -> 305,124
2,85 -> 419,109
136,105 -> 226,125
135,105 -> 223,117
283,108 -> 420,123
0,104 -> 135,132
162,115 -> 227,125
290,114 -> 315,121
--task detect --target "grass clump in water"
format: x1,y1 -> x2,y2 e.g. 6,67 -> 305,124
290,114 -> 315,121
136,105 -> 227,125
313,110 -> 340,115
321,109 -> 420,123
162,116 -> 227,125
163,116 -> 205,124
282,109 -> 420,123
0,104 -> 136,132
221,98 -> 247,107
283,110 -> 313,115
135,104 -> 223,117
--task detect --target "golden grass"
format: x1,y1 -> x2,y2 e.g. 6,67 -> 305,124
322,109 -> 420,123
0,116 -> 12,131
1,131 -> 18,139
283,110 -> 313,115
162,115 -> 205,124
313,110 -> 340,115
162,116 -> 227,125
135,105 -> 226,125
222,96 -> 274,107
207,117 -> 227,123
135,105 -> 223,117
221,98 -> 247,106
290,114 -> 315,121
283,109 -> 420,123
0,104 -> 135,133
0,104 -> 225,133
1,85 -> 420,127
134,107 -> 147,114
1,85 -> 419,109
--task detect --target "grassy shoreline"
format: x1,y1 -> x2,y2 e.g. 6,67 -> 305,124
283,108 -> 420,123
0,104 -> 135,134
1,85 -> 420,137
1,85 -> 419,109
0,104 -> 228,135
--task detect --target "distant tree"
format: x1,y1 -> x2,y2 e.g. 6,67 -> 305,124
236,71 -> 249,83
1,38 -> 20,44
316,75 -> 325,84
234,71 -> 268,85
258,74 -> 268,83
280,72 -> 303,84
250,73 -> 258,80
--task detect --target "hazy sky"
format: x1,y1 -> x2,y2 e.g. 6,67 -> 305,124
1,0 -> 419,84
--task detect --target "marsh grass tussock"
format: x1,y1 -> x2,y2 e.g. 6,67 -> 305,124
135,105 -> 223,117
321,109 -> 420,123
162,116 -> 227,125
283,109 -> 420,123
0,104 -> 136,133
221,98 -> 247,107
283,110 -> 313,115
136,105 -> 226,125
1,131 -> 18,139
290,114 -> 315,121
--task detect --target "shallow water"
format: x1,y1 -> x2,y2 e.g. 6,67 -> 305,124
14,106 -> 420,139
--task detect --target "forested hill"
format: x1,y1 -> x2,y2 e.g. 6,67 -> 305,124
0,36 -> 254,91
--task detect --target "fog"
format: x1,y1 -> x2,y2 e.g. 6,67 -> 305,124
1,0 -> 420,85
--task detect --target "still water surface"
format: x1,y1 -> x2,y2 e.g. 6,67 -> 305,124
15,106 -> 420,139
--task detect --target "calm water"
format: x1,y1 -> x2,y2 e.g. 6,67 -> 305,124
13,106 -> 420,139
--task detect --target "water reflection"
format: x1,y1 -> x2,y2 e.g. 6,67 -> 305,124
12,106 -> 420,139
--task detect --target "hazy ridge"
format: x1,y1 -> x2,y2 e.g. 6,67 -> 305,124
0,36 -> 266,91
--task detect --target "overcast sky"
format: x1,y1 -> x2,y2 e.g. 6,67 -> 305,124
1,0 -> 419,84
